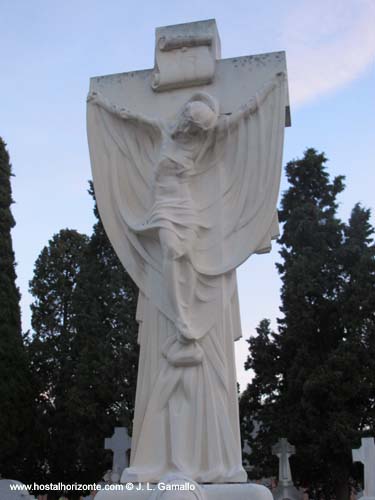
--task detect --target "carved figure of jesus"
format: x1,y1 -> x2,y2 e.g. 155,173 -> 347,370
87,72 -> 286,483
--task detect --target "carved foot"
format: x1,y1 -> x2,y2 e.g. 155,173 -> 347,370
162,336 -> 203,367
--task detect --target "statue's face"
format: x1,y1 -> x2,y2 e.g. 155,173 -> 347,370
179,100 -> 217,133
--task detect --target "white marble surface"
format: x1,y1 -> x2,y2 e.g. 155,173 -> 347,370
0,480 -> 35,499
353,437 -> 375,500
151,19 -> 220,92
105,427 -> 132,482
272,438 -> 295,486
87,19 -> 289,484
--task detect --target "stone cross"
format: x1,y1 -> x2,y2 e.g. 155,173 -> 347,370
352,437 -> 375,498
88,18 -> 290,490
88,20 -> 290,132
272,438 -> 295,487
104,427 -> 132,480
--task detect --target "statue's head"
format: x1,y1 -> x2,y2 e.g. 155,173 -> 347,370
174,93 -> 219,135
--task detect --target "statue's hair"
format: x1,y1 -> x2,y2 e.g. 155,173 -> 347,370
186,92 -> 219,118
172,92 -> 219,134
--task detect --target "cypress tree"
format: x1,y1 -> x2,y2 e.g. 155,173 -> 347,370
240,319 -> 281,479
28,229 -> 89,487
0,137 -> 33,478
339,204 -> 375,449
240,149 -> 375,499
276,149 -> 347,497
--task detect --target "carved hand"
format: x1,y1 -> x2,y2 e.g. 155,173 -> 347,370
87,90 -> 110,109
119,108 -> 131,119
276,71 -> 286,80
87,90 -> 99,103
176,319 -> 193,344
241,97 -> 257,117
87,91 -> 129,119
255,72 -> 285,108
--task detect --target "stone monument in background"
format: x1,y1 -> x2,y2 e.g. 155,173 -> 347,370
87,18 -> 290,499
105,427 -> 132,483
352,437 -> 375,500
272,438 -> 301,500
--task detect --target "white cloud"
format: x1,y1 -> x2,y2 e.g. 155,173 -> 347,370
281,0 -> 375,106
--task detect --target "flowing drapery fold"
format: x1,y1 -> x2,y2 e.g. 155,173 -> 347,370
87,77 -> 286,285
87,76 -> 286,482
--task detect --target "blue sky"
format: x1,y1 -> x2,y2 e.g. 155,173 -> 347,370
1,0 -> 374,389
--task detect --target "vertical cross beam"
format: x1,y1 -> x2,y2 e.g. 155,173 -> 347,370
272,438 -> 295,486
352,437 -> 375,498
104,427 -> 132,478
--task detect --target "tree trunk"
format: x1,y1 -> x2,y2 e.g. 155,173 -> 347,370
334,475 -> 350,500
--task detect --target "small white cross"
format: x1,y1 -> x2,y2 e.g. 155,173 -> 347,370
272,438 -> 295,486
353,437 -> 375,498
104,427 -> 132,478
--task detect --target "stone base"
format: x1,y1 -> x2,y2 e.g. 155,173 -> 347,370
273,484 -> 302,500
95,482 -> 272,500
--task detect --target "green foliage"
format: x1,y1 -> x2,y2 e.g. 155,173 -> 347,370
240,319 -> 280,479
27,184 -> 139,493
240,149 -> 375,499
0,137 -> 34,479
28,228 -> 89,485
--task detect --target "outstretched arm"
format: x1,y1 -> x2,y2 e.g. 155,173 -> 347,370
87,90 -> 159,128
220,72 -> 285,129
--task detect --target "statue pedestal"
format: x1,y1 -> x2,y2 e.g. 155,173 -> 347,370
95,482 -> 272,500
273,484 -> 302,500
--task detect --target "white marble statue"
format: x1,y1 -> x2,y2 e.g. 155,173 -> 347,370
87,19 -> 288,490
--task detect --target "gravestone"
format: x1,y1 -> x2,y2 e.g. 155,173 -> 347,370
88,18 -> 290,500
105,427 -> 132,483
352,437 -> 375,500
272,438 -> 301,500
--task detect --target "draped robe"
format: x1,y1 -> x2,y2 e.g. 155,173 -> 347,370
87,76 -> 286,483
